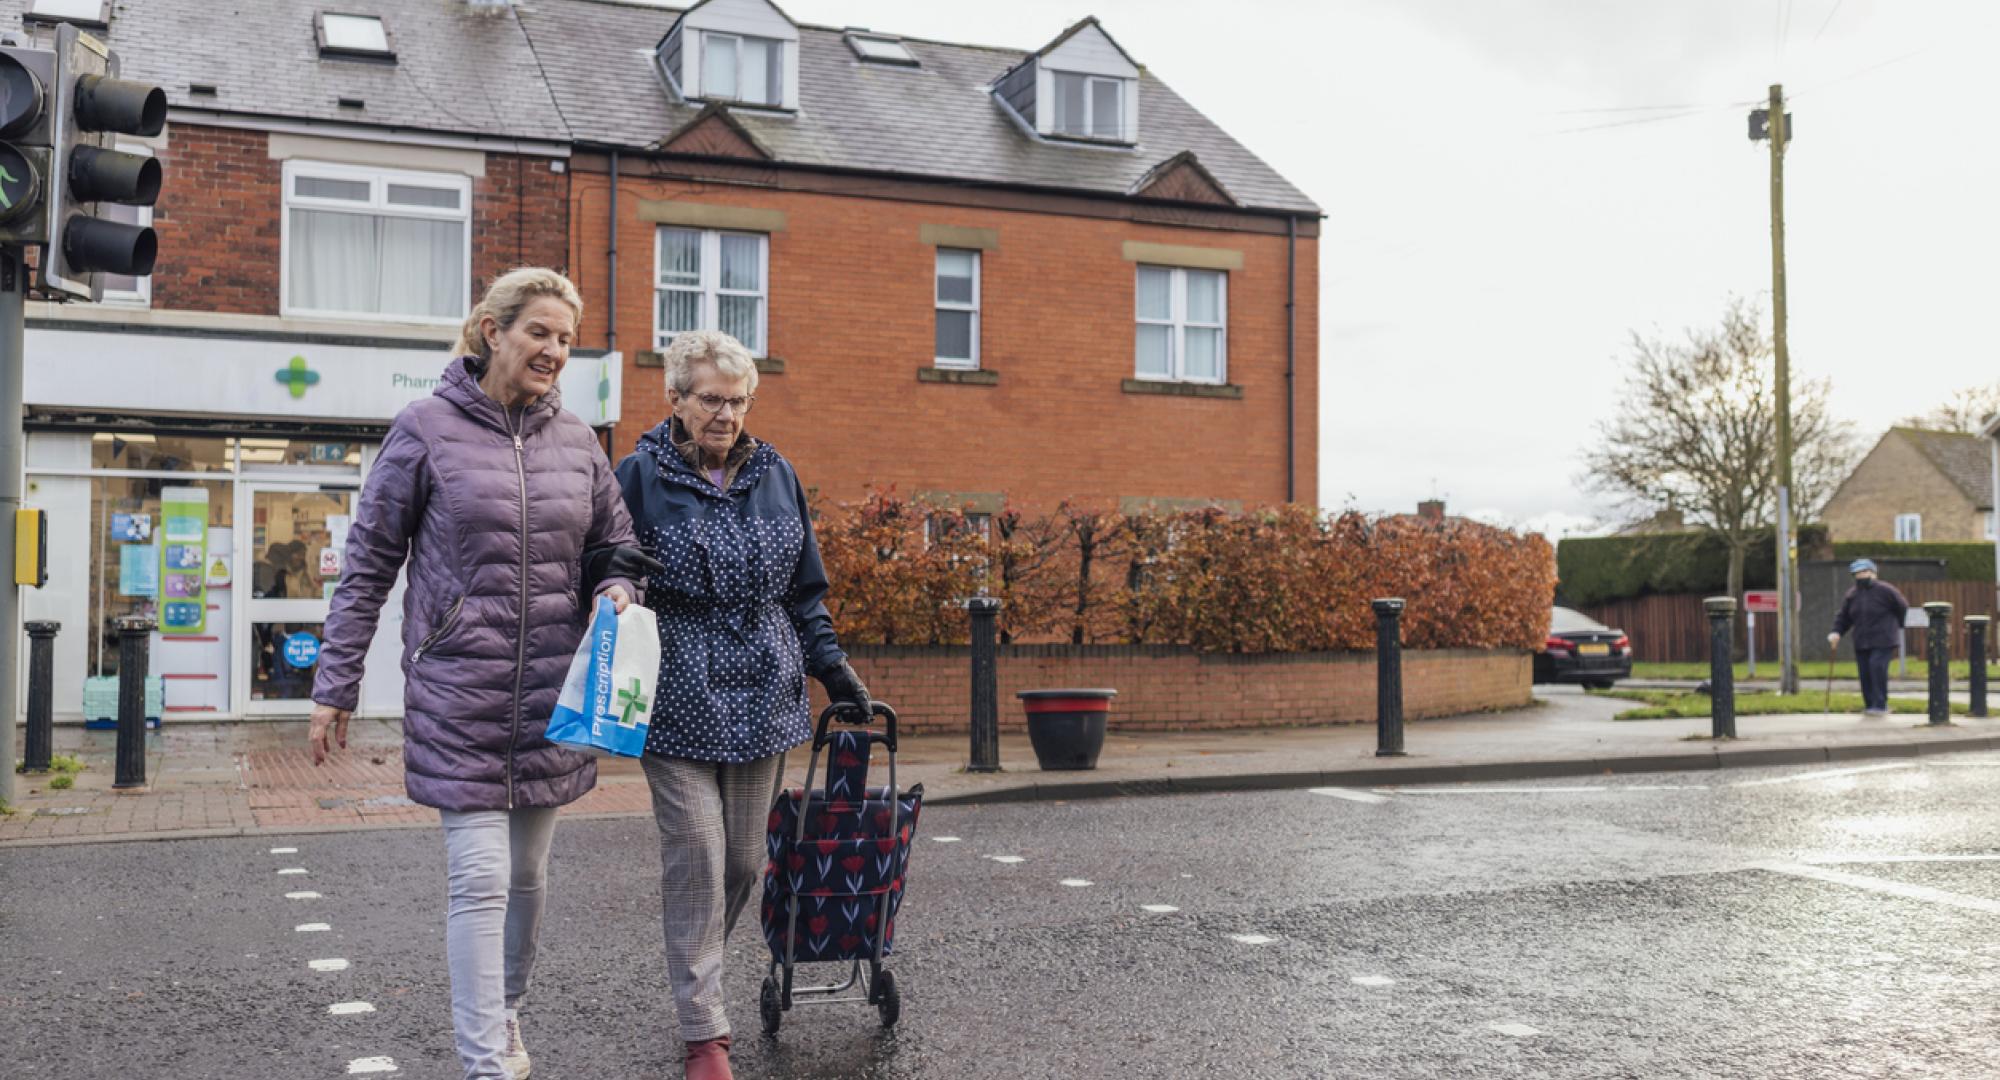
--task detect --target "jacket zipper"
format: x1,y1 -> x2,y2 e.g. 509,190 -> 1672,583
411,594 -> 466,662
507,405 -> 529,810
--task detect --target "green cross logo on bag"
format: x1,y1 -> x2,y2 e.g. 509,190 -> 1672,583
615,678 -> 649,727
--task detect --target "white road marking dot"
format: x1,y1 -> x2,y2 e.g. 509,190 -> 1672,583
1733,763 -> 1913,788
1141,904 -> 1180,913
1756,861 -> 2000,914
1179,873 -> 1193,879
1352,975 -> 1396,987
285,891 -> 321,900
328,1001 -> 376,1016
269,847 -> 298,854
309,958 -> 350,972
986,855 -> 1025,864
1391,786 -> 1608,795
346,1057 -> 398,1074
277,868 -> 308,875
295,923 -> 332,933
1310,787 -> 1390,803
1059,878 -> 1093,887
1811,853 -> 2000,865
931,836 -> 962,843
1228,933 -> 1275,945
1490,1023 -> 1541,1037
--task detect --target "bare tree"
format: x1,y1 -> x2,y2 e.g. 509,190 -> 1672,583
1584,298 -> 1855,600
1901,381 -> 2000,434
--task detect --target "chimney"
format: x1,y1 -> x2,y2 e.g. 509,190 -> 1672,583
1417,499 -> 1445,523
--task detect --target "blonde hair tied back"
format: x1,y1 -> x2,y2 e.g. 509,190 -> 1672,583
452,267 -> 585,361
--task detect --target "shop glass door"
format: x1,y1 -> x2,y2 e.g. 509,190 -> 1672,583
240,483 -> 357,714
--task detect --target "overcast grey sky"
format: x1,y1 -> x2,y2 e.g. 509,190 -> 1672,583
647,0 -> 2000,535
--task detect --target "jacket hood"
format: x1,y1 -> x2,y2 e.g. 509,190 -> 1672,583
438,355 -> 563,435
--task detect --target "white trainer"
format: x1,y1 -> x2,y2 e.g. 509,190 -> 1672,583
502,1008 -> 532,1079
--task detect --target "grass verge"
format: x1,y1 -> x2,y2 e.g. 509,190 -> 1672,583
1631,660 -> 1975,681
1593,687 -> 1970,721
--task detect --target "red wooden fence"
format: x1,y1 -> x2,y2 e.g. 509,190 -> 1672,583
1578,581 -> 1999,664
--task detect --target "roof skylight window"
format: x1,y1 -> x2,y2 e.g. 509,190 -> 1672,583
26,0 -> 110,27
845,33 -> 917,66
318,13 -> 394,59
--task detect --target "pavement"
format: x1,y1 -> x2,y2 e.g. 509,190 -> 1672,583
14,686 -> 2000,846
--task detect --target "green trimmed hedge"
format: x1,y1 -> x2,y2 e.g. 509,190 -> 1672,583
1831,541 -> 1994,582
1557,526 -> 1831,607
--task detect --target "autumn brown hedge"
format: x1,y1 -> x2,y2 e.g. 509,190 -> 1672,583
815,490 -> 1555,652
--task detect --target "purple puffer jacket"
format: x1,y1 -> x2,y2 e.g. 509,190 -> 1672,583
313,357 -> 638,811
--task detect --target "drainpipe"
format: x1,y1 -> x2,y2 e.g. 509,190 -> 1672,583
607,149 -> 620,354
1285,214 -> 1297,504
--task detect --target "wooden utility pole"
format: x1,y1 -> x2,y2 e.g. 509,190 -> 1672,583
1766,83 -> 1799,695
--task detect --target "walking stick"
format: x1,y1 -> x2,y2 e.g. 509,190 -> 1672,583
1823,664 -> 1835,713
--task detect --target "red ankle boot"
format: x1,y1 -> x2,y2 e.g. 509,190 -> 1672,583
685,1035 -> 733,1080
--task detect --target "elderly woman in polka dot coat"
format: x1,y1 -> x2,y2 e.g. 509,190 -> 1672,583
614,329 -> 869,1080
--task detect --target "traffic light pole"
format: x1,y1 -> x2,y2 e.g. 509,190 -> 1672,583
0,249 -> 22,806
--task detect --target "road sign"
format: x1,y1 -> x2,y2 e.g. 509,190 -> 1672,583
1744,589 -> 1780,614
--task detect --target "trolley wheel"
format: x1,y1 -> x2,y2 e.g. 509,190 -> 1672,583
874,968 -> 900,1028
760,975 -> 783,1035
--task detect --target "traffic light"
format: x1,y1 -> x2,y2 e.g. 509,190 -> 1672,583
0,22 -> 161,301
42,21 -> 163,301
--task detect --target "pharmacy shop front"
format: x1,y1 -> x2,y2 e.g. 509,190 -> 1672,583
20,323 -> 622,722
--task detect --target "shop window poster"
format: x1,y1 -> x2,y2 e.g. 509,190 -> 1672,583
110,513 -> 152,542
118,544 -> 157,597
159,487 -> 209,634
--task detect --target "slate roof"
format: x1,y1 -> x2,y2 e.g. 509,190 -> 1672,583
515,0 -> 1320,214
0,0 -> 1318,214
0,0 -> 571,143
1896,427 -> 1993,509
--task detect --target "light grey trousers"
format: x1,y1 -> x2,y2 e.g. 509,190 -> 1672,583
641,752 -> 785,1043
439,807 -> 560,1080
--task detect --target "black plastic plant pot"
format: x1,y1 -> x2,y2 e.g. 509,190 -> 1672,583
1018,688 -> 1117,771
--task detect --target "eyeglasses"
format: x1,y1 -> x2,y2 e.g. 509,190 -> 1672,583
684,393 -> 754,416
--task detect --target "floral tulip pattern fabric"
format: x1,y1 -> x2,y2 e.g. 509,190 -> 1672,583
762,729 -> 923,962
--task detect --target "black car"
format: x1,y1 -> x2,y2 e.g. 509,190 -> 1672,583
1534,606 -> 1632,689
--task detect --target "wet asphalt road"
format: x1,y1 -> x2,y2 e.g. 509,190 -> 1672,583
12,754 -> 2000,1078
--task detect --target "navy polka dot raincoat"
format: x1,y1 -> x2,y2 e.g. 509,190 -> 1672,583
614,420 -> 847,763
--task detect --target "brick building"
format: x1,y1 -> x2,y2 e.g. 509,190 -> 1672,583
4,0 -> 618,720
1822,427 -> 1995,543
523,0 -> 1321,516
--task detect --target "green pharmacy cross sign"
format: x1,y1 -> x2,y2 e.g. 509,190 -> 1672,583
614,677 -> 649,727
0,143 -> 38,224
275,355 -> 321,399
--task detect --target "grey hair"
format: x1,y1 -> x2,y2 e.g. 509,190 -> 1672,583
663,330 -> 760,396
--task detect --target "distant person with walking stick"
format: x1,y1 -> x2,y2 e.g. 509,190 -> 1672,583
1828,559 -> 1909,718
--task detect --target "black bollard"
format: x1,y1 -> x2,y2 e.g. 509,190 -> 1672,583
21,621 -> 59,773
1968,616 -> 1990,719
1373,598 -> 1406,757
966,597 -> 1001,773
1705,597 -> 1736,739
1925,602 -> 1952,726
113,616 -> 154,789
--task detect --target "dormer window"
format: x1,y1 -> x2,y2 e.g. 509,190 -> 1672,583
704,32 -> 783,106
995,17 -> 1141,146
317,13 -> 394,60
655,0 -> 801,111
25,0 -> 109,28
1052,73 -> 1124,140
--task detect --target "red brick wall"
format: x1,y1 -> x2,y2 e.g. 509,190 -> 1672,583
575,174 -> 1320,512
806,648 -> 1530,734
149,124 -> 569,317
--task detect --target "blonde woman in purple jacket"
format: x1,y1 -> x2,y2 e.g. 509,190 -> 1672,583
309,267 -> 640,1080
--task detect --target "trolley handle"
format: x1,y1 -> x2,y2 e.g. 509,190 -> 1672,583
816,700 -> 898,753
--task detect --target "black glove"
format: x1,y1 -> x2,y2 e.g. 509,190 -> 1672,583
580,545 -> 666,611
817,660 -> 871,720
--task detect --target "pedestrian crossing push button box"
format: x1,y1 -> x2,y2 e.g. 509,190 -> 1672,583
15,506 -> 46,587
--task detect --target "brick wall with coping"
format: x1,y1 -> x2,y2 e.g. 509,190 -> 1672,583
806,647 -> 1530,734
151,123 -> 569,317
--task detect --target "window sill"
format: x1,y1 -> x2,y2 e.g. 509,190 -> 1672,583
1122,379 -> 1241,399
919,367 -> 998,386
636,353 -> 786,375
